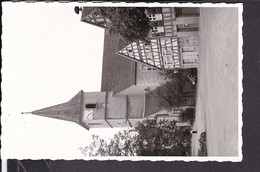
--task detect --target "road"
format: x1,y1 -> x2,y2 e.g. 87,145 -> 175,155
192,7 -> 239,156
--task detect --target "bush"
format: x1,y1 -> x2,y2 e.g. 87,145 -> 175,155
198,132 -> 207,156
178,108 -> 195,125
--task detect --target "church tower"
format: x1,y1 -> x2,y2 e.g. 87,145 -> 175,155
23,90 -> 133,130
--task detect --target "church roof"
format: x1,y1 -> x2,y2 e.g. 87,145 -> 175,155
144,89 -> 165,117
30,90 -> 89,130
101,32 -> 136,95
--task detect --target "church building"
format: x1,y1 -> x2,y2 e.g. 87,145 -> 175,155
23,7 -> 197,130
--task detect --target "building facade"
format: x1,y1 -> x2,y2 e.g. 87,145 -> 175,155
146,7 -> 199,38
78,6 -> 200,70
23,7 -> 198,130
117,36 -> 199,70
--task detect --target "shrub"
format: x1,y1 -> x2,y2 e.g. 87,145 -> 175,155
178,108 -> 195,125
198,132 -> 207,156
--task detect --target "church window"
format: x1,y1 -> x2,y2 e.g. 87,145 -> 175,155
85,103 -> 96,109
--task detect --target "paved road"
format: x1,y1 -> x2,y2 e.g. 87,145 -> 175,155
192,8 -> 239,156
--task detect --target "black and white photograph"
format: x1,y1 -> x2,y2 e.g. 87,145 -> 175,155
2,2 -> 243,167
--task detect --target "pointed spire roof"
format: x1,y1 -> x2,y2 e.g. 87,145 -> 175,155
26,90 -> 89,130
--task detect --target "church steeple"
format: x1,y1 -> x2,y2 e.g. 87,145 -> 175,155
23,90 -> 141,129
22,90 -> 89,130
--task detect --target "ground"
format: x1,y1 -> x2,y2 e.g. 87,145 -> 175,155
191,8 -> 239,156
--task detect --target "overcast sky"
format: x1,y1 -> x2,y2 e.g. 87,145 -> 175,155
1,2 -> 123,159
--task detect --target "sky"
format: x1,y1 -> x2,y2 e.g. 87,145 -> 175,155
1,2 -> 122,159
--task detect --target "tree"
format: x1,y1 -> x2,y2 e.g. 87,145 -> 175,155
151,80 -> 184,111
152,69 -> 196,110
135,119 -> 189,156
79,129 -> 139,156
79,119 -> 191,156
96,7 -> 151,42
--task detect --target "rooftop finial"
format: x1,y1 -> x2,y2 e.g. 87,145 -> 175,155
74,6 -> 83,15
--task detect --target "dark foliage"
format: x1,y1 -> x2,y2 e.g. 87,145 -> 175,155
80,119 -> 192,156
97,7 -> 151,42
198,132 -> 207,156
151,80 -> 184,111
152,69 -> 196,110
178,108 -> 195,126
